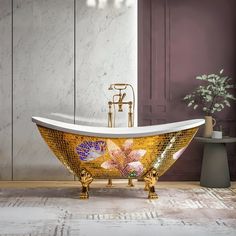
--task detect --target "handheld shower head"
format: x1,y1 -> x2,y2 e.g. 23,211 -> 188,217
108,83 -> 128,91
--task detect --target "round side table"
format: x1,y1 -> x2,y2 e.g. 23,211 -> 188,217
195,137 -> 236,188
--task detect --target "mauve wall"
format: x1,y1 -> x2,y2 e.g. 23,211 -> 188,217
138,0 -> 236,180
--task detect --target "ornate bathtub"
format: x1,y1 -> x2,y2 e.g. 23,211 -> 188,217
32,117 -> 204,199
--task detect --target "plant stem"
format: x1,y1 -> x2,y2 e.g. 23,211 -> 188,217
208,94 -> 218,115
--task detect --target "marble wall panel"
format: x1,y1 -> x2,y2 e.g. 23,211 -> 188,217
13,0 -> 74,180
76,0 -> 137,127
0,0 -> 12,180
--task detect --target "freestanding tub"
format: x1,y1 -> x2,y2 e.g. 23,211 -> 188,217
32,117 -> 204,199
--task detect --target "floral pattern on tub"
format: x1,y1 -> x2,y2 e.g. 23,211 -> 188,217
101,139 -> 146,178
76,141 -> 106,161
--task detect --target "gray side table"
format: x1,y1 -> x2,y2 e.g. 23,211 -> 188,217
195,137 -> 236,188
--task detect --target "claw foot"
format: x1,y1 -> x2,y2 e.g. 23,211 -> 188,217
128,179 -> 134,187
80,192 -> 89,199
148,192 -> 158,199
106,178 -> 113,187
144,184 -> 149,191
79,168 -> 93,200
144,168 -> 159,200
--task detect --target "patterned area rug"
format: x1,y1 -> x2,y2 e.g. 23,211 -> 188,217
0,186 -> 235,236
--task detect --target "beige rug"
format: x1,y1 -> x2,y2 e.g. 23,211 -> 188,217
0,186 -> 235,236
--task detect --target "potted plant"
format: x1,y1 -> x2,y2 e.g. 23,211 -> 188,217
183,69 -> 236,137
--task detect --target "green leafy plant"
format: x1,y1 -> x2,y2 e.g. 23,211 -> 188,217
183,70 -> 236,115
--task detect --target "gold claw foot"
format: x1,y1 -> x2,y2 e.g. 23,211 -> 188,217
127,178 -> 134,187
80,191 -> 89,199
144,168 -> 159,200
106,178 -> 113,187
148,187 -> 159,199
144,183 -> 149,191
79,168 -> 93,199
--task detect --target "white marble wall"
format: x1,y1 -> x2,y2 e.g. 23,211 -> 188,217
76,0 -> 137,127
0,0 -> 12,180
13,0 -> 74,180
0,0 -> 137,180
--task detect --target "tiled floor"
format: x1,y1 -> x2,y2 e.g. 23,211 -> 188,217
0,181 -> 235,236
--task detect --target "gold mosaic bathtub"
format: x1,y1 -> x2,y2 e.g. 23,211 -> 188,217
32,117 -> 204,199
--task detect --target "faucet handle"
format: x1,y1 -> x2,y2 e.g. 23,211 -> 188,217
121,93 -> 126,101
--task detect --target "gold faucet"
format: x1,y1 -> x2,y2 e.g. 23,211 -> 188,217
107,83 -> 135,187
107,83 -> 135,128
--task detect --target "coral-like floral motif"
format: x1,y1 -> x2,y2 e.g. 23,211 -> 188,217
173,146 -> 187,160
76,141 -> 106,161
101,139 -> 146,177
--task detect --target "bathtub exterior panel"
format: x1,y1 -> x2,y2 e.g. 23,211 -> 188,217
0,0 -> 12,180
13,0 -> 74,180
32,117 -> 203,198
35,121 -> 199,179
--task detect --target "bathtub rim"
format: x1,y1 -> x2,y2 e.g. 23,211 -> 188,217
32,116 -> 204,138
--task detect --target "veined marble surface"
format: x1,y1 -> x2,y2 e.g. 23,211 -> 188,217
76,0 -> 137,127
0,0 -> 12,180
13,0 -> 74,180
0,0 -> 137,180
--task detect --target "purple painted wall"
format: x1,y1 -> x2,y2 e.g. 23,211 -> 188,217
138,0 -> 236,180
